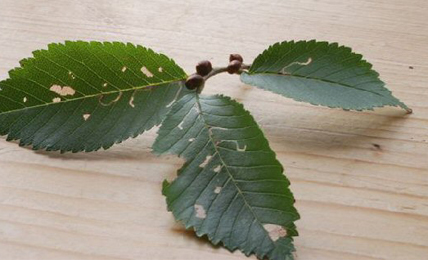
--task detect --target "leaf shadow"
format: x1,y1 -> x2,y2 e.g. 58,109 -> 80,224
235,85 -> 412,154
171,226 -> 220,248
270,111 -> 408,152
170,225 -> 245,257
8,84 -> 412,162
31,145 -> 155,161
27,131 -> 160,161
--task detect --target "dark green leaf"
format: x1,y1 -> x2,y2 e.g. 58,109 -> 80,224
241,40 -> 410,112
0,41 -> 190,152
153,94 -> 299,260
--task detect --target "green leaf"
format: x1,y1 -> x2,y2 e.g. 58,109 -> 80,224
153,94 -> 299,260
0,41 -> 190,152
241,40 -> 411,112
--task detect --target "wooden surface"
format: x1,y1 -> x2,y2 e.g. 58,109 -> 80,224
0,0 -> 428,259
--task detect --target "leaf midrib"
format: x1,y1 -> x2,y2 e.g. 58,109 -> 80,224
0,78 -> 185,116
195,95 -> 274,251
245,71 -> 388,99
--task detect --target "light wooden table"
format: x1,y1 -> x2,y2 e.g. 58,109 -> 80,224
0,0 -> 427,259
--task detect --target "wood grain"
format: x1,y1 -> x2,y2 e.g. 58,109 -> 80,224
0,0 -> 427,259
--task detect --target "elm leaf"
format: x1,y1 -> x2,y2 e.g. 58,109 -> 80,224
0,41 -> 190,152
153,93 -> 299,260
241,40 -> 411,112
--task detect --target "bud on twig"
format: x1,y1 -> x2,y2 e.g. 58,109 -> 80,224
185,74 -> 204,90
229,54 -> 243,63
196,60 -> 213,76
227,60 -> 242,74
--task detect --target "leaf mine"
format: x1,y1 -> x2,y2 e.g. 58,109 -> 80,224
50,85 -> 76,96
199,155 -> 213,168
214,186 -> 222,194
241,40 -> 410,112
141,66 -> 154,78
99,92 -> 123,106
263,224 -> 288,242
0,41 -> 189,152
154,94 -> 299,260
194,204 -> 207,219
280,57 -> 312,74
213,165 -> 222,173
83,114 -> 91,121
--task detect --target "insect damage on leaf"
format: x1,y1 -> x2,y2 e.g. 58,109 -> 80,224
0,39 -> 413,260
194,204 -> 207,219
50,85 -> 76,96
0,41 -> 190,152
264,224 -> 288,242
83,114 -> 91,121
141,66 -> 154,78
279,57 -> 313,74
199,155 -> 213,168
241,40 -> 411,112
154,94 -> 299,260
98,92 -> 123,106
213,165 -> 222,173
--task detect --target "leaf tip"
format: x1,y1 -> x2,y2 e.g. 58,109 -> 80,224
397,101 -> 412,114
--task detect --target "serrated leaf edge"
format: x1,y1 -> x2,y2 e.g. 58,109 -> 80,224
0,41 -> 190,153
155,93 -> 299,260
243,40 -> 411,113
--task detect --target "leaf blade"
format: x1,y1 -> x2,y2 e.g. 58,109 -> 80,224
153,94 -> 299,260
0,41 -> 190,152
241,40 -> 410,112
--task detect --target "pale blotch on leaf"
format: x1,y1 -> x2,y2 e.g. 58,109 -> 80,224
237,144 -> 247,152
280,57 -> 312,74
178,121 -> 184,130
23,97 -> 27,103
50,85 -> 76,96
121,66 -> 127,72
83,114 -> 91,121
68,71 -> 76,80
103,83 -> 108,87
227,140 -> 247,152
199,155 -> 213,168
188,138 -> 195,142
99,92 -> 123,106
129,96 -> 135,108
194,204 -> 207,219
214,186 -> 222,194
166,87 -> 183,108
194,104 -> 201,113
263,224 -> 287,242
213,165 -> 222,173
158,67 -> 163,73
52,97 -> 61,103
141,66 -> 154,78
